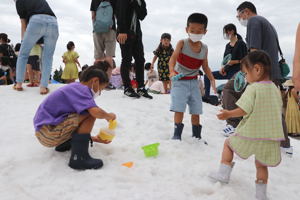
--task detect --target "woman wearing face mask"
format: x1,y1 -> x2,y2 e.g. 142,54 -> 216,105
204,24 -> 247,100
34,65 -> 116,170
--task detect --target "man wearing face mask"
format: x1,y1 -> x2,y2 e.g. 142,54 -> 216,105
235,1 -> 293,156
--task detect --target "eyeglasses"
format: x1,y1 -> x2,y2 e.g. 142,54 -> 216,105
236,9 -> 245,19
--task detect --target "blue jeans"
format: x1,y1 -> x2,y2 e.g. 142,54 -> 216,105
16,14 -> 59,87
204,70 -> 238,97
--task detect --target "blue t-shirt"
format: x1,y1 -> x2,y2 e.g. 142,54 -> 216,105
34,82 -> 97,131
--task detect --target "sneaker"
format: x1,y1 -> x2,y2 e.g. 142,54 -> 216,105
137,87 -> 153,99
281,146 -> 293,158
124,87 -> 140,98
222,124 -> 235,137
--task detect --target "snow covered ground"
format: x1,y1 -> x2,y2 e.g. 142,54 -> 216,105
0,84 -> 299,200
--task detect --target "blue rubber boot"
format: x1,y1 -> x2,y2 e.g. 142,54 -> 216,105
68,133 -> 103,170
172,123 -> 184,140
192,125 -> 202,139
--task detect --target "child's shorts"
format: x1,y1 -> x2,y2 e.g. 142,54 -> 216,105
35,114 -> 79,147
228,135 -> 281,167
170,79 -> 203,115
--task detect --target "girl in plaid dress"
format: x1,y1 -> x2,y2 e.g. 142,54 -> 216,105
210,51 -> 285,200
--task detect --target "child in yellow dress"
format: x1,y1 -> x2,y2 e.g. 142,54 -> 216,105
209,51 -> 285,200
61,41 -> 81,83
284,79 -> 300,136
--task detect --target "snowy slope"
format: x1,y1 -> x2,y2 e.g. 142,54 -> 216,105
0,84 -> 299,200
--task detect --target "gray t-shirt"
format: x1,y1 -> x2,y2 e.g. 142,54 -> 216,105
246,15 -> 281,80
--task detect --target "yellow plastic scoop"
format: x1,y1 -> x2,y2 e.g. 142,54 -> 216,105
108,120 -> 117,130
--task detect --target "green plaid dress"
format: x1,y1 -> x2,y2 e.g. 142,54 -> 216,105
229,82 -> 285,166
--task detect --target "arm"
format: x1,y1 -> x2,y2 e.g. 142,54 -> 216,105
91,11 -> 96,22
151,55 -> 158,69
217,107 -> 247,120
132,0 -> 147,20
88,107 -> 116,121
20,19 -> 27,40
169,40 -> 184,78
75,58 -> 81,69
293,23 -> 300,91
202,50 -> 217,93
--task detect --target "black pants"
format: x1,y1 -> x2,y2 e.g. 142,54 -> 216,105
119,34 -> 145,88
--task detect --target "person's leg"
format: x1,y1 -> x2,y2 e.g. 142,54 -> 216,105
221,139 -> 234,165
132,37 -> 145,88
119,37 -> 133,88
40,17 -> 59,92
222,79 -> 244,128
280,114 -> 291,148
255,160 -> 269,200
104,30 -> 116,68
77,114 -> 96,134
172,112 -> 184,140
16,21 -> 43,88
26,64 -> 34,85
163,81 -> 168,93
93,32 -> 105,62
209,139 -> 235,183
255,160 -> 268,184
204,71 -> 230,97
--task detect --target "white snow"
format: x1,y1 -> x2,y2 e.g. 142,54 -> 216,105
0,84 -> 299,200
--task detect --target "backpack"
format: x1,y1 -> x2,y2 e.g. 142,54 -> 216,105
93,1 -> 113,33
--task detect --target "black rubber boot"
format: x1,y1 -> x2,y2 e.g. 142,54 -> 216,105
55,139 -> 71,152
68,133 -> 103,170
172,123 -> 184,140
192,125 -> 202,139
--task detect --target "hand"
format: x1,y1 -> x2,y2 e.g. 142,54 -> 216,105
211,80 -> 217,94
219,67 -> 226,76
91,136 -> 112,144
217,109 -> 230,120
117,33 -> 128,44
169,70 -> 176,79
106,113 -> 116,121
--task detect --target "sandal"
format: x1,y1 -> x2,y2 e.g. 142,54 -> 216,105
40,87 -> 50,95
13,84 -> 24,91
27,83 -> 35,87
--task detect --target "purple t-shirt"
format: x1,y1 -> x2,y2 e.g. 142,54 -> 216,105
34,82 -> 97,131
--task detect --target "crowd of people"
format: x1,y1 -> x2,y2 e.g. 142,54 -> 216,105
1,1 -> 300,200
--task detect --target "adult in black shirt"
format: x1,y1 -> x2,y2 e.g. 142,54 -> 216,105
116,0 -> 152,99
90,0 -> 117,67
204,23 -> 247,98
14,0 -> 58,95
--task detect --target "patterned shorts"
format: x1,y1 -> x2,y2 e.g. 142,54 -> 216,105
35,114 -> 79,147
228,135 -> 281,167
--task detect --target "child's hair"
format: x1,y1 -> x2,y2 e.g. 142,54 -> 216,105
80,68 -> 109,84
0,33 -> 9,43
237,1 -> 257,14
144,62 -> 151,71
240,50 -> 271,80
161,33 -> 171,40
223,23 -> 243,40
187,13 -> 208,29
14,43 -> 21,52
155,33 -> 173,55
67,41 -> 75,51
79,61 -> 112,81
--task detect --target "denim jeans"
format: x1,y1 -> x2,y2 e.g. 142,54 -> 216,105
16,14 -> 59,87
204,70 -> 238,97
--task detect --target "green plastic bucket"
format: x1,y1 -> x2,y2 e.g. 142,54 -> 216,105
141,143 -> 160,157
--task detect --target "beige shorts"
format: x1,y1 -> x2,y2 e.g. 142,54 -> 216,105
93,29 -> 116,59
35,114 -> 79,147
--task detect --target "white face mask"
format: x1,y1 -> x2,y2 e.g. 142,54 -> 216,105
239,19 -> 248,27
91,83 -> 101,99
188,33 -> 204,42
223,33 -> 230,40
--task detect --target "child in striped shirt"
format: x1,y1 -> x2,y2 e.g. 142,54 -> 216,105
169,13 -> 216,141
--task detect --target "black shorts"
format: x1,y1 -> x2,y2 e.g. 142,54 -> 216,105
27,56 -> 40,71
